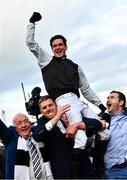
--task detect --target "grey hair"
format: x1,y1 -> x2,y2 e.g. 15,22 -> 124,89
12,113 -> 29,126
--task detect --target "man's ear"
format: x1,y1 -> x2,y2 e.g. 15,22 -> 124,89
40,109 -> 44,115
119,100 -> 124,107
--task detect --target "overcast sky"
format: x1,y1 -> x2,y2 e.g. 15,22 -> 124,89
0,0 -> 127,125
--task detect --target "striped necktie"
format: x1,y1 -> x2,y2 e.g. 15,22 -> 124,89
28,137 -> 46,179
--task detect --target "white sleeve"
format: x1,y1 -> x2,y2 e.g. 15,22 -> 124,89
26,23 -> 52,69
45,121 -> 53,131
78,65 -> 101,107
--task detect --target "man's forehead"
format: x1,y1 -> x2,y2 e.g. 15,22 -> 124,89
41,98 -> 55,105
52,38 -> 64,44
13,114 -> 28,122
108,93 -> 118,98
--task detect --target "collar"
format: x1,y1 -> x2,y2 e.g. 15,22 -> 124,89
53,55 -> 66,60
110,110 -> 125,117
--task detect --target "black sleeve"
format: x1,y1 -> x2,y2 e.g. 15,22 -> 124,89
82,117 -> 102,137
98,112 -> 111,124
98,104 -> 106,112
0,119 -> 13,144
82,117 -> 102,131
32,124 -> 50,142
32,116 -> 51,142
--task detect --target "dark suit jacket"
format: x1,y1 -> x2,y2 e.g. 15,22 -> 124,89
33,116 -> 74,179
33,116 -> 102,179
0,119 -> 49,179
0,119 -> 18,179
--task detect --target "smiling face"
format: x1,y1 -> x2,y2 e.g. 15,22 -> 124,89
106,92 -> 124,115
40,98 -> 57,119
13,114 -> 31,139
51,38 -> 67,58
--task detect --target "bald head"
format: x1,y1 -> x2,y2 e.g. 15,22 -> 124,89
13,113 -> 32,139
13,113 -> 29,126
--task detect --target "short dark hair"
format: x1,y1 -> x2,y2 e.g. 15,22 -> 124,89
39,95 -> 52,105
110,90 -> 126,109
50,35 -> 67,47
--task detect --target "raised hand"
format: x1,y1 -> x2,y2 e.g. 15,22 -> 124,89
29,12 -> 42,23
50,105 -> 70,126
55,105 -> 70,121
